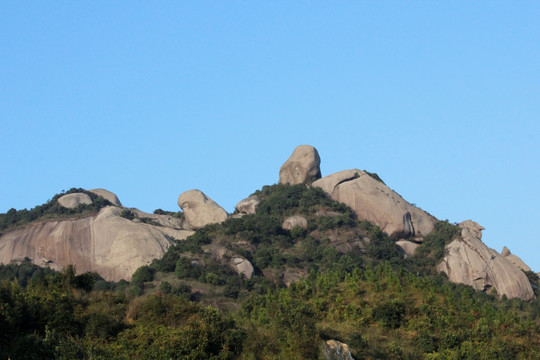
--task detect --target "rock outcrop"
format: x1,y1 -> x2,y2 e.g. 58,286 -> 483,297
501,246 -> 531,272
323,340 -> 354,360
235,195 -> 261,216
437,220 -> 534,301
0,206 -> 194,282
282,215 -> 308,230
177,190 -> 228,230
89,188 -> 122,206
58,193 -> 93,208
230,257 -> 254,279
396,240 -> 420,257
279,145 -> 321,185
313,169 -> 436,238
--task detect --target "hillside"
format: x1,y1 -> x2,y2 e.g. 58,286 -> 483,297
0,145 -> 539,359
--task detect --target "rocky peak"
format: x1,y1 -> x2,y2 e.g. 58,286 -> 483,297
279,145 -> 322,185
437,220 -> 533,300
177,189 -> 228,230
313,169 -> 436,238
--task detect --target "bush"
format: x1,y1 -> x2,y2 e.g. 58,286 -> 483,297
131,266 -> 154,287
372,300 -> 406,329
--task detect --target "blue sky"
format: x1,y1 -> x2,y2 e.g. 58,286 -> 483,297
1,2 -> 539,271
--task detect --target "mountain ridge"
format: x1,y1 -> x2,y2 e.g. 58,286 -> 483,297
0,145 -> 536,301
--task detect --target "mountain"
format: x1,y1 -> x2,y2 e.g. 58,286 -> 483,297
0,145 -> 538,359
0,145 -> 534,300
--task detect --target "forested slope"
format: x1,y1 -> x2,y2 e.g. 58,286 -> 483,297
1,183 -> 539,359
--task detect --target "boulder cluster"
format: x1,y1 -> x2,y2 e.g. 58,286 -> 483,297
0,145 -> 535,300
437,220 -> 533,301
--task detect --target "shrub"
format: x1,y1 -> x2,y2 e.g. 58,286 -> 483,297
372,300 -> 406,329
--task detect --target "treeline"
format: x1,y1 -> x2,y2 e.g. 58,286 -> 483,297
0,261 -> 538,359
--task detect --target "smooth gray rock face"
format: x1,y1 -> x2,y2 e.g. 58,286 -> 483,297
313,169 -> 436,238
279,145 -> 322,185
0,206 -> 191,282
323,340 -> 354,360
235,195 -> 261,215
89,188 -> 122,206
177,190 -> 228,230
437,220 -> 534,301
58,193 -> 93,209
282,215 -> 308,230
501,246 -> 531,272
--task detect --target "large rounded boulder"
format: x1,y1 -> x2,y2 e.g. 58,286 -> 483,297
0,206 -> 179,282
89,188 -> 122,206
313,169 -> 435,238
279,145 -> 322,185
177,190 -> 228,230
58,193 -> 93,209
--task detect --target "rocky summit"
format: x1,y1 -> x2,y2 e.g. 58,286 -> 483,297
0,145 -> 538,360
437,220 -> 534,301
0,145 -> 536,301
279,144 -> 322,185
313,169 -> 436,238
177,189 -> 228,230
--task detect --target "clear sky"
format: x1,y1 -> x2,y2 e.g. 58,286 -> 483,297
1,2 -> 539,271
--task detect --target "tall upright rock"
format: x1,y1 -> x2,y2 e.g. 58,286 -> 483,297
313,169 -> 436,238
279,145 -> 322,185
437,220 -> 534,301
178,190 -> 228,230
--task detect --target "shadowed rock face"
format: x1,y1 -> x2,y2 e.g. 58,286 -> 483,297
0,207 -> 194,282
58,193 -> 92,208
279,145 -> 322,185
437,220 -> 534,301
177,190 -> 228,230
313,169 -> 436,238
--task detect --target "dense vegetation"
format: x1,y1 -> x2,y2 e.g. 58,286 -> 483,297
1,184 -> 539,359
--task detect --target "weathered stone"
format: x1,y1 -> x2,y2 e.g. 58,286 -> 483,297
282,215 -> 308,230
89,188 -> 122,206
177,190 -> 228,230
0,206 -> 178,282
501,246 -> 531,272
236,195 -> 261,215
396,240 -> 420,257
58,193 -> 92,209
279,145 -> 321,184
231,257 -> 254,279
323,340 -> 354,360
437,220 -> 534,300
313,169 -> 436,238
